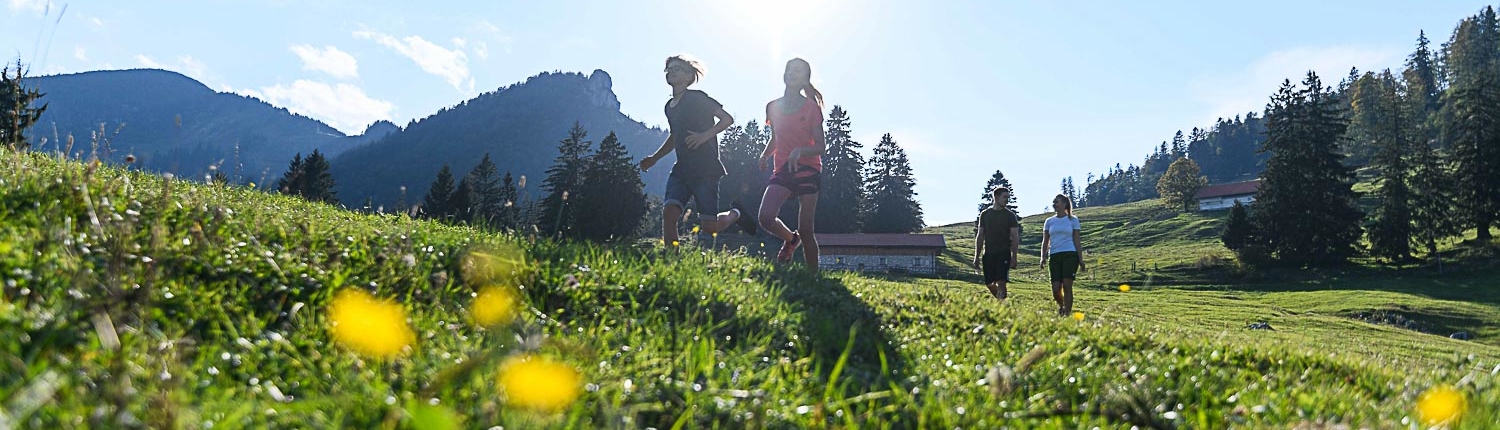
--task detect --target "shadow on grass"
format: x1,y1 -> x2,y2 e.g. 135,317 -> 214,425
758,265 -> 909,386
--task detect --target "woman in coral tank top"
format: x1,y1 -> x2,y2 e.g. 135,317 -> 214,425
757,58 -> 826,270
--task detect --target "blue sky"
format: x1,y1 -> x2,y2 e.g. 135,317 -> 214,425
2,0 -> 1489,225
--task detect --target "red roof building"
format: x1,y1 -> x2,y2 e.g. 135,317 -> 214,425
1194,179 -> 1260,211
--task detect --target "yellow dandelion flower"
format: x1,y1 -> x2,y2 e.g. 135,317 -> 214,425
1071,312 -> 1085,321
471,286 -> 519,328
498,355 -> 581,412
672,240 -> 680,247
328,289 -> 415,359
1415,385 -> 1465,426
1119,284 -> 1131,293
692,225 -> 701,234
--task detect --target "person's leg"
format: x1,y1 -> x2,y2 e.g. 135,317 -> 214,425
1061,278 -> 1075,314
663,204 -> 683,245
1059,252 -> 1078,314
758,185 -> 796,242
662,175 -> 691,246
1052,282 -> 1065,314
694,177 -> 742,234
1048,255 -> 1065,312
797,192 -> 819,271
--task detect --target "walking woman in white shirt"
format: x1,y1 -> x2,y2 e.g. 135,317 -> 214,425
1040,194 -> 1086,316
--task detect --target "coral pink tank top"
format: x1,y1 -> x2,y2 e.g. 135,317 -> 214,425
768,97 -> 823,174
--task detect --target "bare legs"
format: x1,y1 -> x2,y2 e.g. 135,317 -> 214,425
757,185 -> 819,271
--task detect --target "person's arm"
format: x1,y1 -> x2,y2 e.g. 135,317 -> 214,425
1009,225 -> 1020,269
1040,223 -> 1051,264
1073,226 -> 1086,271
639,133 -> 676,172
759,101 -> 776,170
788,111 -> 827,170
685,107 -> 735,148
973,221 -> 985,269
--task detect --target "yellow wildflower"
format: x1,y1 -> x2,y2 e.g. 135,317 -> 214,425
328,289 -> 415,359
498,355 -> 581,412
471,286 -> 519,328
1415,385 -> 1465,426
1071,312 -> 1085,321
692,226 -> 700,234
1119,284 -> 1131,292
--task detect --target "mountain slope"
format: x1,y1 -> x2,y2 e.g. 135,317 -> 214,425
26,69 -> 389,181
330,70 -> 670,209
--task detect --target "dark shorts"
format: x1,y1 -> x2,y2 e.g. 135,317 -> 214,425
1048,251 -> 1080,281
663,174 -> 719,215
982,252 -> 1010,284
769,167 -> 821,196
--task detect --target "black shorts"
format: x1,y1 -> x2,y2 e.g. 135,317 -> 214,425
982,252 -> 1010,284
769,167 -> 821,196
663,174 -> 719,215
1048,251 -> 1080,281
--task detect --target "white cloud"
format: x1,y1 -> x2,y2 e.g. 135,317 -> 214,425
73,46 -> 87,61
135,54 -> 163,68
254,80 -> 395,135
7,0 -> 50,14
86,16 -> 104,30
290,44 -> 359,79
134,54 -> 209,80
471,42 -> 489,61
178,56 -> 208,79
472,20 -> 512,54
354,30 -> 473,92
1190,45 -> 1403,124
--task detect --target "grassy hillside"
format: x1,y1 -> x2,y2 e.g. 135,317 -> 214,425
3,148 -> 1497,428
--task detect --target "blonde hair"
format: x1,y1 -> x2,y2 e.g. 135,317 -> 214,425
665,54 -> 705,84
787,58 -> 823,107
1053,194 -> 1074,217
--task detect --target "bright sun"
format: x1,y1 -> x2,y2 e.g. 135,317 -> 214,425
723,0 -> 847,61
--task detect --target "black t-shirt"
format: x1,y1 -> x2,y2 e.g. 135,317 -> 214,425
978,207 -> 1019,256
664,90 -> 727,178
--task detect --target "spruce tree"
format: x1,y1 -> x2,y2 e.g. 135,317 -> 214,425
300,149 -> 337,203
1156,157 -> 1207,212
451,178 -> 474,223
497,172 -> 520,231
1441,8 -> 1500,242
423,164 -> 457,219
540,123 -> 593,238
1,60 -> 46,151
1365,70 -> 1416,261
817,106 -> 866,233
465,154 -> 503,227
978,170 -> 1017,213
862,134 -> 924,233
275,153 -> 306,197
1222,201 -> 1253,252
575,132 -> 647,241
1251,72 -> 1363,265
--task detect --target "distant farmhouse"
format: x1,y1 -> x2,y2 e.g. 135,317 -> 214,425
816,234 -> 947,274
1194,179 -> 1261,211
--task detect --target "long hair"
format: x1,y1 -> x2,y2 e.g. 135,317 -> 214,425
788,58 -> 824,107
1053,194 -> 1074,218
666,54 -> 705,84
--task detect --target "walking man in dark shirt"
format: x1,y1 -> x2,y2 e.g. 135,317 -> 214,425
974,187 -> 1020,300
